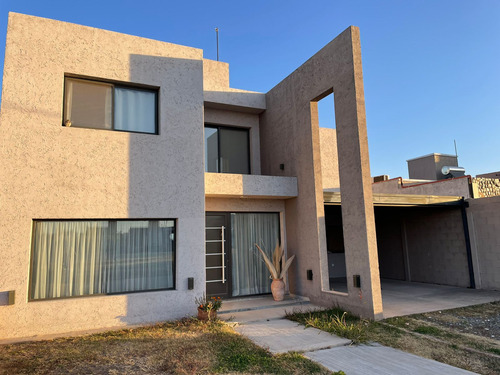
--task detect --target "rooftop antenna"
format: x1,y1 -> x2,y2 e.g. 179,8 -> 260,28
454,139 -> 458,162
215,28 -> 219,61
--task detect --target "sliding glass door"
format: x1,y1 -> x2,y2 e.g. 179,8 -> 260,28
230,213 -> 280,297
206,212 -> 280,297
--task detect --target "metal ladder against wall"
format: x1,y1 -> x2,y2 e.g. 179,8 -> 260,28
205,226 -> 226,284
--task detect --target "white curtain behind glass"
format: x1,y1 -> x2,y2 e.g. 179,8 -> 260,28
30,220 -> 174,300
114,88 -> 156,133
231,213 -> 280,297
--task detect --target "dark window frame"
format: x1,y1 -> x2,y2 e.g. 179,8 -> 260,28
204,124 -> 251,174
63,75 -> 159,135
28,218 -> 176,302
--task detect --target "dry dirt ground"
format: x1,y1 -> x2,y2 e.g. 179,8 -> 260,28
0,319 -> 332,375
371,301 -> 500,375
287,301 -> 500,375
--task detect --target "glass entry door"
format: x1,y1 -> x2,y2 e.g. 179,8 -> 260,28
205,212 -> 280,298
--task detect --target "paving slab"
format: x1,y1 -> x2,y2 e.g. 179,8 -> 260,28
233,319 -> 351,354
220,303 -> 324,323
305,343 -> 478,375
382,280 -> 500,318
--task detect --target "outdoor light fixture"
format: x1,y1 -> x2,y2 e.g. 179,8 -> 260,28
307,269 -> 313,280
8,290 -> 15,305
353,275 -> 361,288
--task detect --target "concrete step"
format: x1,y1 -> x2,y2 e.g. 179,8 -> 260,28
218,295 -> 324,324
219,295 -> 311,315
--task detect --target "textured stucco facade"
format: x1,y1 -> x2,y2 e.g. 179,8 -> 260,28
319,127 -> 340,190
467,196 -> 500,290
1,12 -> 420,340
260,27 -> 382,319
372,176 -> 472,198
0,13 -> 209,340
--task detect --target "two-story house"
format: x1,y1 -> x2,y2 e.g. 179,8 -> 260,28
0,12 -> 451,340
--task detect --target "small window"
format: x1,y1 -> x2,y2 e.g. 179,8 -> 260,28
205,125 -> 250,174
29,219 -> 175,300
63,77 -> 158,134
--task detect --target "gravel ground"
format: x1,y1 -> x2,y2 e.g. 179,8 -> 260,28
416,301 -> 500,340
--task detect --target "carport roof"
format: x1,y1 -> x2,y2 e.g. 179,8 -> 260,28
323,191 -> 463,207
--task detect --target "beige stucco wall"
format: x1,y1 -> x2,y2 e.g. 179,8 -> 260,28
467,196 -> 500,290
319,127 -> 340,189
372,177 -> 472,198
260,27 -> 382,319
0,13 -> 207,340
203,59 -> 230,91
205,173 -> 298,199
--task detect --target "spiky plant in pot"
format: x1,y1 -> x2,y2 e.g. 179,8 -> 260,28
255,243 -> 295,301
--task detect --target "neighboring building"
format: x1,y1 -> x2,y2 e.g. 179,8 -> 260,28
369,155 -> 500,293
477,171 -> 500,179
1,13 -> 498,342
407,153 -> 465,180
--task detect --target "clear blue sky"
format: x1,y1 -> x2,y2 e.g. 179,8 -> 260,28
1,0 -> 499,178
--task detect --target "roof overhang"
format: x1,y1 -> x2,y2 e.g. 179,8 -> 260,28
324,191 -> 463,207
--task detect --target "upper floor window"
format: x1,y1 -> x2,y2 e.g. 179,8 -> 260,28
205,125 -> 250,174
63,77 -> 158,134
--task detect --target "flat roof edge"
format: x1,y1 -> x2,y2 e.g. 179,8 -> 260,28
324,191 -> 463,207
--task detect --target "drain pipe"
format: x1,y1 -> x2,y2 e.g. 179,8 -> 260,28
460,198 -> 476,289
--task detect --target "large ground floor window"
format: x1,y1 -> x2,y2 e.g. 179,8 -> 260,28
29,220 -> 175,300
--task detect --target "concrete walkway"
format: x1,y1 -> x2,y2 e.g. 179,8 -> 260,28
305,343 -> 477,375
220,295 -> 479,374
235,319 -> 350,353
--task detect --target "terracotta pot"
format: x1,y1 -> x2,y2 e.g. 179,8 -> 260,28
271,279 -> 285,301
197,308 -> 217,321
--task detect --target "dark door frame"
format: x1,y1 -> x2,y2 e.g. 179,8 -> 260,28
205,212 -> 233,298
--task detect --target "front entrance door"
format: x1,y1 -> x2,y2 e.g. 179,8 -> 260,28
205,214 -> 231,297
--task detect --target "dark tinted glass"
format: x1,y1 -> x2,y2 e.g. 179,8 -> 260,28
219,128 -> 249,174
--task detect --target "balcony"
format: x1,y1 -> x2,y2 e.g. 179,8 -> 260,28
205,173 -> 298,199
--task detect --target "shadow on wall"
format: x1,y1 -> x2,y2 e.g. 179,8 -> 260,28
119,54 -> 205,325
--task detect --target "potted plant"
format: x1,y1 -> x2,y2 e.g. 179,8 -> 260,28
195,295 -> 222,321
256,243 -> 295,301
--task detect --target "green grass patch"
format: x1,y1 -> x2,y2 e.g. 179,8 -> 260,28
487,348 -> 500,355
413,325 -> 444,336
287,307 -> 368,343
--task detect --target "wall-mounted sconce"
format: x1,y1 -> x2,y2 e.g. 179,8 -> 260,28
353,275 -> 361,288
307,269 -> 313,281
8,290 -> 15,305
